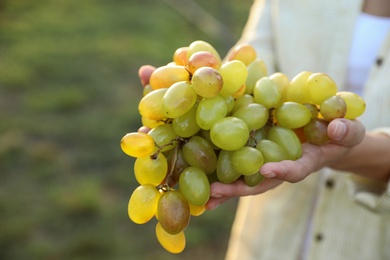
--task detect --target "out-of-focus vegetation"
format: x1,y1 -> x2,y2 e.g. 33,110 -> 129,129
0,0 -> 253,259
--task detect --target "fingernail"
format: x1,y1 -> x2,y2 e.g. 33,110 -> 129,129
333,120 -> 347,140
207,203 -> 219,211
261,171 -> 276,178
210,193 -> 223,199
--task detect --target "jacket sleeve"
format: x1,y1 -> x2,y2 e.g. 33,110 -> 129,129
348,127 -> 390,213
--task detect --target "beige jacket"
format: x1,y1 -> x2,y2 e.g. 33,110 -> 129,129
226,0 -> 390,259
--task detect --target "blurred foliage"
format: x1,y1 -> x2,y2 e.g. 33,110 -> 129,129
0,0 -> 253,259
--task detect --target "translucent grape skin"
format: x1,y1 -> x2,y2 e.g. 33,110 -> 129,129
210,117 -> 250,151
306,72 -> 338,105
286,71 -> 312,103
157,190 -> 190,235
231,146 -> 264,176
128,184 -> 161,224
275,101 -> 312,129
196,94 -> 228,130
179,166 -> 210,206
219,60 -> 248,97
121,132 -> 156,158
304,118 -> 330,145
138,88 -> 168,121
134,153 -> 168,186
156,222 -> 186,254
319,95 -> 347,121
253,77 -> 281,109
162,81 -> 197,118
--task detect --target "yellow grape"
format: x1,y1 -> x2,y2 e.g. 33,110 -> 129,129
336,91 -> 366,119
245,58 -> 268,94
191,67 -> 223,98
173,46 -> 189,66
134,153 -> 168,186
141,116 -> 164,129
306,72 -> 338,105
138,88 -> 168,121
186,40 -> 222,63
286,71 -> 312,103
189,203 -> 206,216
219,60 -> 248,97
162,81 -> 197,118
128,184 -> 161,224
253,77 -> 281,109
156,222 -> 186,254
270,72 -> 289,105
149,65 -> 190,90
227,43 -> 257,66
121,132 -> 156,158
187,51 -> 221,74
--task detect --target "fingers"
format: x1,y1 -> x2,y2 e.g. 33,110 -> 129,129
327,118 -> 365,146
138,65 -> 156,87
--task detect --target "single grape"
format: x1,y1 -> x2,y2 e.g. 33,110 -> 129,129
156,222 -> 186,254
306,72 -> 338,105
191,67 -> 223,98
182,136 -> 218,174
219,60 -> 248,97
286,71 -> 312,103
245,58 -> 268,94
172,104 -> 201,138
149,65 -> 190,90
148,124 -> 178,152
189,203 -> 206,216
162,81 -> 197,118
179,167 -> 210,206
186,40 -> 222,63
196,94 -> 227,130
121,132 -> 156,158
210,117 -> 249,151
157,190 -> 190,235
233,103 -> 269,130
270,72 -> 289,105
164,147 -> 189,187
244,172 -> 265,187
275,101 -> 312,129
224,95 -> 235,113
228,43 -> 257,65
267,125 -> 302,160
138,88 -> 168,121
231,93 -> 254,114
255,139 -> 288,163
134,153 -> 168,186
319,95 -> 347,121
187,51 -> 221,74
173,46 -> 189,66
128,184 -> 161,224
231,146 -> 264,176
336,91 -> 366,119
216,150 -> 242,184
247,126 -> 269,147
253,77 -> 281,109
304,118 -> 330,145
303,103 -> 319,118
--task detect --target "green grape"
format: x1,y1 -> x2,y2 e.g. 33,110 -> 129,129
219,60 -> 248,97
233,103 -> 269,130
231,93 -> 254,114
216,150 -> 241,184
162,81 -> 197,118
231,146 -> 264,176
196,94 -> 227,130
255,139 -> 288,163
319,95 -> 347,121
182,136 -> 217,174
156,222 -> 186,254
148,124 -> 178,152
179,167 -> 210,206
267,126 -> 302,160
306,73 -> 338,105
128,184 -> 161,224
210,117 -> 249,151
286,71 -> 312,103
336,91 -> 366,119
247,126 -> 269,147
121,132 -> 156,158
149,65 -> 190,90
224,95 -> 235,113
172,104 -> 201,138
303,103 -> 319,118
157,190 -> 190,235
245,58 -> 268,94
191,67 -> 223,98
253,77 -> 281,109
186,40 -> 222,63
134,153 -> 168,185
138,88 -> 168,121
244,172 -> 265,187
275,102 -> 312,129
304,118 -> 330,145
187,51 -> 221,74
198,129 -> 220,150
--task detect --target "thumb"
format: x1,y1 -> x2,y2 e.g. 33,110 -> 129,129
327,118 -> 365,147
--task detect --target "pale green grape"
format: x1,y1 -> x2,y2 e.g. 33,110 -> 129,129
196,95 -> 227,130
182,136 -> 217,174
286,71 -> 312,103
336,91 -> 366,119
256,139 -> 288,163
179,167 -> 210,206
231,146 -> 264,176
245,58 -> 268,94
244,172 -> 265,187
267,126 -> 302,160
128,184 -> 161,224
156,222 -> 186,254
224,95 -> 235,113
319,95 -> 347,121
275,102 -> 312,129
219,60 -> 248,97
191,67 -> 223,98
134,153 -> 168,186
306,73 -> 338,105
210,117 -> 249,151
121,132 -> 156,158
216,150 -> 241,183
233,103 -> 268,130
231,93 -> 254,114
253,77 -> 281,109
138,88 -> 168,121
172,104 -> 201,137
148,124 -> 178,152
162,81 -> 197,118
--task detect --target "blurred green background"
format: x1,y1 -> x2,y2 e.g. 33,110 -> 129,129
0,0 -> 253,259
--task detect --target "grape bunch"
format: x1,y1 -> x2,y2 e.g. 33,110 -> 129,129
120,40 -> 366,253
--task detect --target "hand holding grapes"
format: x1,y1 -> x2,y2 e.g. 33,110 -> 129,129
206,118 -> 366,210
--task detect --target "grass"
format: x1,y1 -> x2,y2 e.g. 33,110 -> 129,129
0,0 -> 252,259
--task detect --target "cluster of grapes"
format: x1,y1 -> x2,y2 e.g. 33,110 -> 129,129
120,40 -> 366,254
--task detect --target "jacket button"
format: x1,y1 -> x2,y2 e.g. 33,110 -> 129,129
376,57 -> 383,66
325,179 -> 334,189
315,233 -> 324,242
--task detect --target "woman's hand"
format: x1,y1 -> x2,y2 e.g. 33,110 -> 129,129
206,118 -> 366,210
